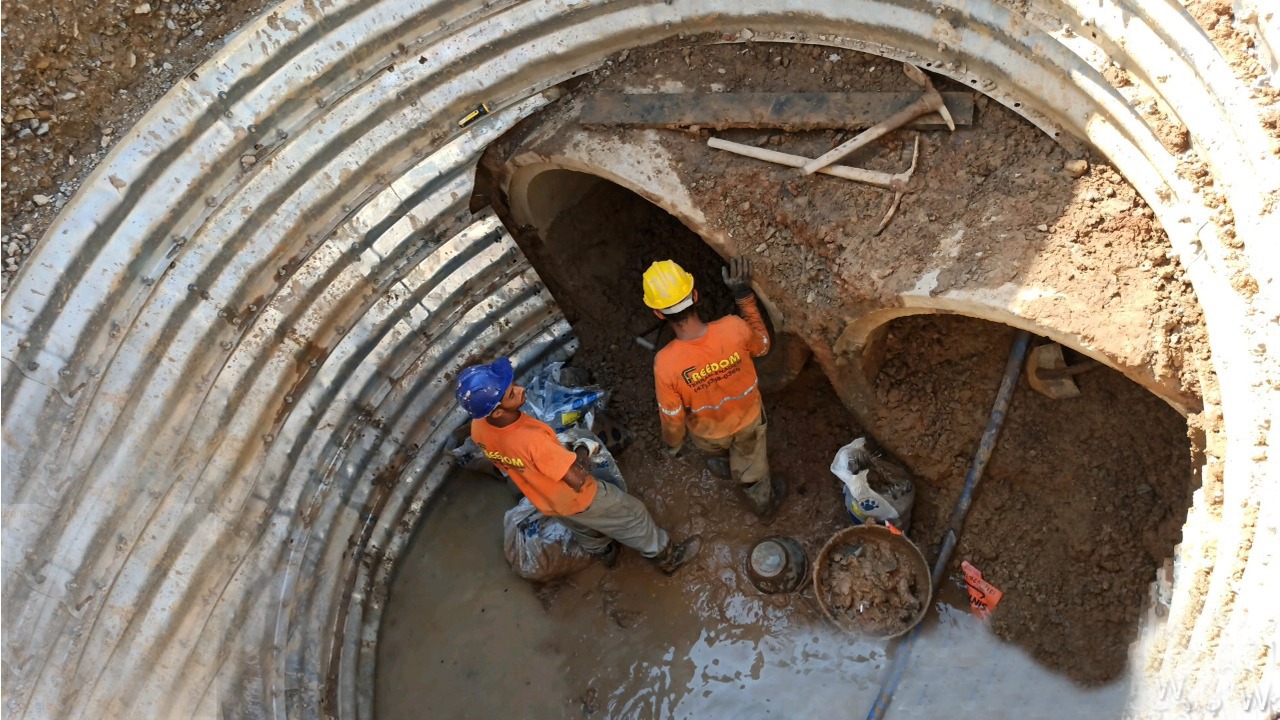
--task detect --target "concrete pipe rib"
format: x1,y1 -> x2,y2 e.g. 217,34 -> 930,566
0,0 -> 1275,718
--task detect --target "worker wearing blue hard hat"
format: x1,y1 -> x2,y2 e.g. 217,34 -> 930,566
457,358 -> 701,575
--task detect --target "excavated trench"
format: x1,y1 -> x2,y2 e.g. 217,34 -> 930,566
376,177 -> 1196,716
2,2 -> 1277,719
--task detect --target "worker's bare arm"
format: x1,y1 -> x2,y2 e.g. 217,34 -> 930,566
560,456 -> 592,492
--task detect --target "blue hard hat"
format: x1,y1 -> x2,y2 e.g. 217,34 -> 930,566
455,358 -> 515,419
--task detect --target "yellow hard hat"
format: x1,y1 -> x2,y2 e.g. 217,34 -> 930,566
642,260 -> 696,311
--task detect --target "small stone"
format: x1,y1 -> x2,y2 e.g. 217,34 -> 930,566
1036,224 -> 1049,232
755,243 -> 768,253
740,28 -> 754,41
716,68 -> 726,75
240,154 -> 257,167
31,194 -> 51,207
1064,158 -> 1089,177
134,3 -> 152,13
739,201 -> 751,212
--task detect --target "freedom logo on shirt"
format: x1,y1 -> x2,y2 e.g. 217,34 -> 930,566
681,352 -> 742,387
482,448 -> 527,469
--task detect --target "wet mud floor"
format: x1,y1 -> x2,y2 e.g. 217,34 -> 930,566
376,182 -> 1194,717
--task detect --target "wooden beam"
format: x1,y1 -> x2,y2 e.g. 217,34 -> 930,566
579,92 -> 975,131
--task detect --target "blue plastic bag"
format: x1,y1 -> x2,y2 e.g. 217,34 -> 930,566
523,362 -> 607,432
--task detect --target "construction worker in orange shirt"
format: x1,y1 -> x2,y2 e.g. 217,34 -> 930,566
644,257 -> 788,523
457,358 -> 702,575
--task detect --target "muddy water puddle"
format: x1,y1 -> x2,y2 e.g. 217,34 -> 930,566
377,471 -> 1128,719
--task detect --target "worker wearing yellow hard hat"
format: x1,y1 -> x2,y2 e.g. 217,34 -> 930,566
643,257 -> 788,523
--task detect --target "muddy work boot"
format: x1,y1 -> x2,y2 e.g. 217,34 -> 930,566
650,535 -> 703,576
744,474 -> 789,525
705,456 -> 731,479
590,541 -> 621,569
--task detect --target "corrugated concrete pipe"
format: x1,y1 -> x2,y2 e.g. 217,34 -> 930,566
2,0 -> 1277,717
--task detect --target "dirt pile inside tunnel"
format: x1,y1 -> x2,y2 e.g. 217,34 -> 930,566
512,170 -> 1195,687
871,314 -> 1194,684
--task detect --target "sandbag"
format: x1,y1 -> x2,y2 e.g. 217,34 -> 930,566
502,499 -> 594,582
831,438 -> 916,532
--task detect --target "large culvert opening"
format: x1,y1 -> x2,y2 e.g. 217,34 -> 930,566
864,313 -> 1196,685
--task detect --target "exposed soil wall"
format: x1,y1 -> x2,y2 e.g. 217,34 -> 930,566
509,174 -> 1194,686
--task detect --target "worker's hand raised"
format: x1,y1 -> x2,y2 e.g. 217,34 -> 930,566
721,257 -> 752,299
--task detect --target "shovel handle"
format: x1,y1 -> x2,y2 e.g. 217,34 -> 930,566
1036,359 -> 1101,380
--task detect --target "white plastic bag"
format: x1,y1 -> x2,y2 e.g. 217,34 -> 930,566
831,438 -> 916,531
502,499 -> 594,582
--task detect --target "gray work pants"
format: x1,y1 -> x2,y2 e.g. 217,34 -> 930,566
557,459 -> 668,558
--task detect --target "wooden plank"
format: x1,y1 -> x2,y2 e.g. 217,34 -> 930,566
579,92 -> 974,131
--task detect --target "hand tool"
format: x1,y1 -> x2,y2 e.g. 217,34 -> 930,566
1025,343 -> 1102,399
633,317 -> 666,351
709,136 -> 919,234
802,63 -> 954,175
708,136 -> 918,191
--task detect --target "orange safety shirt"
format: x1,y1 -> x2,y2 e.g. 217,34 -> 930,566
470,413 -> 597,517
654,296 -> 771,443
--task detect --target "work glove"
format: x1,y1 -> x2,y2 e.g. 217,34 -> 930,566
571,436 -> 602,458
721,256 -> 753,300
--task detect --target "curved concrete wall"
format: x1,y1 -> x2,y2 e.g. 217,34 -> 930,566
2,0 -> 1276,717
495,126 -> 1196,416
